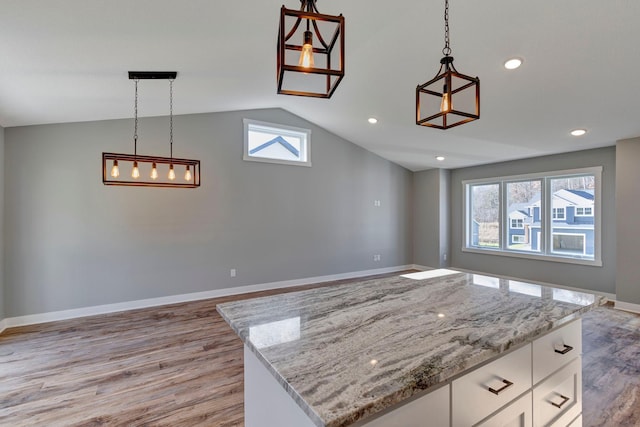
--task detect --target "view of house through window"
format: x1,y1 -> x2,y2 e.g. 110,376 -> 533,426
550,176 -> 596,256
465,168 -> 601,265
506,180 -> 541,252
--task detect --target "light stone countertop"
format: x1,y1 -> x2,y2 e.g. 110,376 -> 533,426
216,269 -> 605,427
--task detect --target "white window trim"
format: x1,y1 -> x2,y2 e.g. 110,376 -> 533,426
510,218 -> 524,229
552,207 -> 565,219
512,235 -> 526,244
243,118 -> 312,167
575,207 -> 593,216
462,166 -> 602,267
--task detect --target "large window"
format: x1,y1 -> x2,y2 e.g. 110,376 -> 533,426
464,167 -> 601,266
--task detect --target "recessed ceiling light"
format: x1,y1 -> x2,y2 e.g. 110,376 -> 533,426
368,117 -> 378,124
504,58 -> 523,70
570,129 -> 587,136
435,156 -> 445,161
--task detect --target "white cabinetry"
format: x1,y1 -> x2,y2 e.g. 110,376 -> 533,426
362,385 -> 449,427
533,358 -> 582,427
533,320 -> 582,384
452,344 -> 531,427
476,391 -> 532,427
452,319 -> 582,427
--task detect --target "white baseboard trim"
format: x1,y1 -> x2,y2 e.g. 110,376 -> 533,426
1,265 -> 414,331
411,264 -> 435,271
614,301 -> 640,314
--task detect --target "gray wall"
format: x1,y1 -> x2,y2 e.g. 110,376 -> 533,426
0,125 -> 4,320
615,137 -> 640,304
413,169 -> 450,268
4,108 -> 413,317
450,147 -> 616,295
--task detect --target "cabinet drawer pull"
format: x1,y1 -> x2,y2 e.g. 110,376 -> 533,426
488,379 -> 513,395
554,344 -> 574,355
551,394 -> 570,409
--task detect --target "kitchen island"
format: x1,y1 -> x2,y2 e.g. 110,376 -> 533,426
216,269 -> 604,427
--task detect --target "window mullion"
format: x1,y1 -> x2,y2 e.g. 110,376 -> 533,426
500,180 -> 506,250
542,177 -> 549,256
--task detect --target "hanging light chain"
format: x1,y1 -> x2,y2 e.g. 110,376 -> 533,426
442,0 -> 451,56
133,78 -> 139,156
169,79 -> 174,159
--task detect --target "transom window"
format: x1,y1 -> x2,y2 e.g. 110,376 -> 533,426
464,167 -> 602,266
243,119 -> 311,167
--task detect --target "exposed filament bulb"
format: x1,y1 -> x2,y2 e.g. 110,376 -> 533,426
298,31 -> 314,68
110,160 -> 120,178
131,161 -> 140,179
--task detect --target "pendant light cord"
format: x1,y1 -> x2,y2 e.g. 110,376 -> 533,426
169,79 -> 174,160
442,0 -> 451,56
133,79 -> 139,157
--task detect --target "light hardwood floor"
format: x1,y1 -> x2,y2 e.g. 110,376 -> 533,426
0,274 -> 638,426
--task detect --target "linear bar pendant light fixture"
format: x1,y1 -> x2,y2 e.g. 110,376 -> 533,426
102,71 -> 201,188
416,0 -> 480,130
277,0 -> 345,98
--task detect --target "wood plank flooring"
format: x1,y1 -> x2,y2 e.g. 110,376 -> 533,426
0,274 -> 638,426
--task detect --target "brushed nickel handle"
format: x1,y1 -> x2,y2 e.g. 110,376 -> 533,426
551,394 -> 570,409
488,379 -> 514,395
554,344 -> 574,355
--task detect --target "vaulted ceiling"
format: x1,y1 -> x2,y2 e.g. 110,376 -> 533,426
1,0 -> 638,171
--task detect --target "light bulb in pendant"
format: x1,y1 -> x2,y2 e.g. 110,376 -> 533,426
150,162 -> 158,180
298,31 -> 314,68
168,164 -> 176,181
131,161 -> 140,179
185,165 -> 192,181
440,84 -> 451,113
110,160 -> 120,178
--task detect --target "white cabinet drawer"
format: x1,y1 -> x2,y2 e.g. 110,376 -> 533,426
452,344 -> 532,427
476,391 -> 532,427
533,320 -> 581,385
533,357 -> 581,427
362,384 -> 449,427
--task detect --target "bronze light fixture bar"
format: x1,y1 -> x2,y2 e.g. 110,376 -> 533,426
416,0 -> 480,130
277,0 -> 345,98
102,153 -> 200,188
102,71 -> 201,188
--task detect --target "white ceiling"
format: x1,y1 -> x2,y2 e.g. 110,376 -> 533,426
1,0 -> 639,171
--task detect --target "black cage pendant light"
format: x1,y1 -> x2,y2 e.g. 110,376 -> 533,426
102,72 -> 201,188
416,0 -> 480,130
277,0 -> 345,98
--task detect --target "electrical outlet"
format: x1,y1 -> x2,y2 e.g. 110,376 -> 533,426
230,269 -> 237,277
374,200 -> 381,207
373,254 -> 381,262
443,253 -> 447,261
